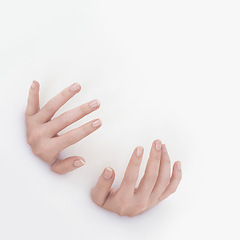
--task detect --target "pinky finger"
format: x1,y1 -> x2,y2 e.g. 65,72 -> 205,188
158,161 -> 182,202
51,156 -> 85,174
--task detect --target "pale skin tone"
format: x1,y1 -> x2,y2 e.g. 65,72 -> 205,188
26,81 -> 182,216
25,81 -> 102,174
91,140 -> 182,217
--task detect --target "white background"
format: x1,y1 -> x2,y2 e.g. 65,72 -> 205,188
0,1 -> 240,239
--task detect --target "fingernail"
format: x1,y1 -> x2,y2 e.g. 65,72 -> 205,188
177,162 -> 181,171
137,146 -> 143,157
104,167 -> 113,179
90,99 -> 100,108
155,140 -> 162,151
31,81 -> 36,89
92,119 -> 102,127
162,144 -> 167,153
70,83 -> 80,92
73,159 -> 85,167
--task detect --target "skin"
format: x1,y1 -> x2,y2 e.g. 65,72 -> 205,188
26,81 -> 182,216
25,81 -> 102,174
91,140 -> 182,217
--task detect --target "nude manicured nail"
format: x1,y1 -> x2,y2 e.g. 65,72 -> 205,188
137,147 -> 143,157
155,140 -> 162,151
162,144 -> 167,153
90,100 -> 100,108
70,83 -> 80,92
73,159 -> 85,167
104,167 -> 113,179
177,162 -> 181,171
92,119 -> 102,127
31,81 -> 38,89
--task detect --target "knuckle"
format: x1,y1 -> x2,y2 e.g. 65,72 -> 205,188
45,102 -> 55,113
61,113 -> 71,125
123,175 -> 137,184
82,125 -> 92,136
160,177 -> 170,187
178,174 -> 182,181
51,165 -> 58,173
118,198 -> 129,208
117,205 -> 128,216
32,146 -> 42,156
51,165 -> 64,175
27,135 -> 34,145
32,129 -> 42,139
127,213 -> 136,217
116,195 -> 130,212
27,129 -> 42,145
97,181 -> 110,191
32,141 -> 50,156
117,210 -> 126,216
165,158 -> 171,164
79,105 -> 89,116
90,189 -> 98,205
60,89 -> 70,98
135,201 -> 147,213
145,173 -> 158,183
169,186 -> 177,194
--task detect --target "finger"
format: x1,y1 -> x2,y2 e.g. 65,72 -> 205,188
36,82 -> 81,123
151,144 -> 171,198
91,167 -> 115,207
54,119 -> 102,151
118,146 -> 144,196
158,161 -> 182,202
46,99 -> 100,137
51,156 -> 85,174
25,81 -> 40,116
136,140 -> 162,198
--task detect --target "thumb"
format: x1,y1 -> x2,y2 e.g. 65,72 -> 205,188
25,80 -> 40,116
51,156 -> 85,174
91,167 -> 115,207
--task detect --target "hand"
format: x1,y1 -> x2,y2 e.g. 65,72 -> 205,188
25,81 -> 102,174
91,140 -> 182,217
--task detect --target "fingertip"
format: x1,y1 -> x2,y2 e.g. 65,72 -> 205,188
153,139 -> 162,145
31,80 -> 39,90
90,99 -> 101,108
97,99 -> 101,107
92,119 -> 103,128
154,139 -> 162,151
174,161 -> 182,171
161,144 -> 168,153
73,157 -> 85,168
51,156 -> 85,174
103,167 -> 115,179
136,146 -> 144,157
70,82 -> 81,93
177,161 -> 181,171
172,161 -> 182,181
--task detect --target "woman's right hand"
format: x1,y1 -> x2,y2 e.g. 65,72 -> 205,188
91,140 -> 182,217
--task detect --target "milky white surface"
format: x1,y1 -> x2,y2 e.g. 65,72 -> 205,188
0,1 -> 239,239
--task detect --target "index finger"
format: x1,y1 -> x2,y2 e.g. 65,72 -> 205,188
36,82 -> 81,123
